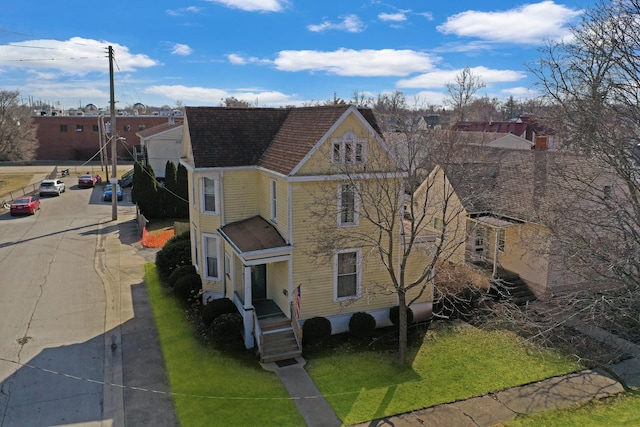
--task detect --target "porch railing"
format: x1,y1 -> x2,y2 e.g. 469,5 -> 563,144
253,310 -> 263,356
290,302 -> 303,351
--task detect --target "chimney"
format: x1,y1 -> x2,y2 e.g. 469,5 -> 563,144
535,136 -> 548,151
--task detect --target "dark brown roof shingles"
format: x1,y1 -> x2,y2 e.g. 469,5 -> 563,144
185,105 -> 382,175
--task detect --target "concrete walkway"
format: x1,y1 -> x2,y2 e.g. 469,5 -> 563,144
274,362 -> 342,427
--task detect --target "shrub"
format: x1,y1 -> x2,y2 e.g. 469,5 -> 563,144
389,305 -> 414,327
210,313 -> 243,346
167,264 -> 197,288
202,298 -> 237,327
166,230 -> 190,246
155,239 -> 191,279
433,285 -> 484,321
173,273 -> 202,303
349,312 -> 377,338
302,316 -> 331,346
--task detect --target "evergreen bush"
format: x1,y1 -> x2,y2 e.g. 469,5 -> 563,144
348,312 -> 376,338
167,264 -> 197,288
389,305 -> 414,327
202,298 -> 238,327
173,273 -> 202,303
302,316 -> 331,346
210,313 -> 243,346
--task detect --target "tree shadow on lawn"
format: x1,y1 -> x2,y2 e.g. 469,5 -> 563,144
301,324 -> 429,421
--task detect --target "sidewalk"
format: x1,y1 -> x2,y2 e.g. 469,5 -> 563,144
98,213 -> 178,426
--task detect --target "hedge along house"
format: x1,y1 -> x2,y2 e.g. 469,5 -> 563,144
180,105 -> 434,363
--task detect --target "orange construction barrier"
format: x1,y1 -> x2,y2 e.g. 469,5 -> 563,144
141,227 -> 175,248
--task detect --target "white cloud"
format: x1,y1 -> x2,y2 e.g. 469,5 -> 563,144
308,14 -> 366,33
166,6 -> 202,16
144,84 -> 298,106
0,37 -> 158,75
437,1 -> 581,44
227,53 -> 270,65
500,86 -> 539,98
171,44 -> 193,56
204,0 -> 286,12
273,48 -> 436,77
378,12 -> 407,23
397,66 -> 526,89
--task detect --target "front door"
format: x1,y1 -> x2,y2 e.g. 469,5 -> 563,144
251,264 -> 267,300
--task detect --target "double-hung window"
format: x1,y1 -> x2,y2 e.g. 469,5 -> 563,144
202,177 -> 218,214
335,249 -> 360,300
203,234 -> 220,280
339,183 -> 358,226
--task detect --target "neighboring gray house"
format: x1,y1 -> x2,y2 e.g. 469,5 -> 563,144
136,119 -> 183,178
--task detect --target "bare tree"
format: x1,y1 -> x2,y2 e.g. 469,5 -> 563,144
221,96 -> 252,108
307,107 -> 478,365
0,90 -> 38,161
444,67 -> 486,122
471,0 -> 640,369
530,0 -> 640,290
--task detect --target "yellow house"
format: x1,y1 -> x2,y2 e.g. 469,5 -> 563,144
430,148 -> 614,301
180,105 -> 433,362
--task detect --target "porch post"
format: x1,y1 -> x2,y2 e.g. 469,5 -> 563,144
243,265 -> 254,348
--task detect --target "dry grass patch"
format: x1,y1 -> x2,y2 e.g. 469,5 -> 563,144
0,174 -> 36,197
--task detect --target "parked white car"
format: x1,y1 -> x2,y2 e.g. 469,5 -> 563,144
39,179 -> 66,196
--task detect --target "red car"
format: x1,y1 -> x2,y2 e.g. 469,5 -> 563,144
10,196 -> 40,216
78,174 -> 97,188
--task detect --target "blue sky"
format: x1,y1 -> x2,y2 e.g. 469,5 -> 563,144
0,0 -> 587,110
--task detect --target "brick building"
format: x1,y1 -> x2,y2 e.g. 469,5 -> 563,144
34,114 -> 180,161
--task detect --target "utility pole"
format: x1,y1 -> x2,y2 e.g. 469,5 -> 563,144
108,46 -> 117,220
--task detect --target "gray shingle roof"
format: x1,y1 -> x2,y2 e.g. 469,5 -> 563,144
442,148 -> 608,224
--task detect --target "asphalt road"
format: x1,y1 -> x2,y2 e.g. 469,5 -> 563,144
0,176 -> 133,426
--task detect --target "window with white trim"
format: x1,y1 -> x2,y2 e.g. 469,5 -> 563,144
338,183 -> 358,226
332,132 -> 366,165
270,179 -> 277,222
202,177 -> 218,214
335,249 -> 360,300
225,253 -> 231,278
203,234 -> 220,280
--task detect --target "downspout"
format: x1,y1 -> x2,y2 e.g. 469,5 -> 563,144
492,227 -> 499,278
220,170 -> 225,226
287,180 -> 294,313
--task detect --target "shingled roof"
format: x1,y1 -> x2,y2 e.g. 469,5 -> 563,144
185,105 -> 382,174
441,148 -> 607,225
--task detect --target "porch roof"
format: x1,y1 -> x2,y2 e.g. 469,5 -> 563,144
473,215 -> 520,228
219,215 -> 289,253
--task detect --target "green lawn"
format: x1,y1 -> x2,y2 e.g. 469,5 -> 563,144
145,264 -> 304,427
145,263 -> 582,426
306,325 -> 581,425
502,393 -> 640,426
